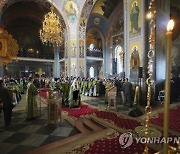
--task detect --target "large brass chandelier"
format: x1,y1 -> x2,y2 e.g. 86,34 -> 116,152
40,6 -> 63,47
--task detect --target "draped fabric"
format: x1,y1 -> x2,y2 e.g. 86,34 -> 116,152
26,82 -> 38,119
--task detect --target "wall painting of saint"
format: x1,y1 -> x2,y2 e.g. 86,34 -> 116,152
64,0 -> 78,22
129,0 -> 141,38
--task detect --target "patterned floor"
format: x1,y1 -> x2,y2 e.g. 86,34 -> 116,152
0,94 -> 140,154
0,108 -> 80,154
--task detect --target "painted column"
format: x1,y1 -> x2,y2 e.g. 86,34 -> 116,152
104,44 -> 109,77
0,66 -> 3,77
69,27 -> 78,77
123,0 -> 128,78
126,0 -> 145,82
53,47 -> 60,78
78,19 -> 86,78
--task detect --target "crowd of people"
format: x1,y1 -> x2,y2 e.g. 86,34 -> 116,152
0,76 -> 135,129
0,73 -> 179,130
2,74 -> 179,130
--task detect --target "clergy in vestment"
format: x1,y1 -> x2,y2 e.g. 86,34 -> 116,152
26,77 -> 39,120
88,79 -> 94,96
68,79 -> 81,108
105,80 -> 113,104
82,79 -> 88,95
62,80 -> 70,105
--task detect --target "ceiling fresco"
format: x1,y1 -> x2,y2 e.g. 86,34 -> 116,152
92,0 -> 120,18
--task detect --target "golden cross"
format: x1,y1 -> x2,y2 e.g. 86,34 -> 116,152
35,68 -> 45,78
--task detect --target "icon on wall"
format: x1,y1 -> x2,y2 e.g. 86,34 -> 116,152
129,0 -> 141,38
64,0 -> 78,21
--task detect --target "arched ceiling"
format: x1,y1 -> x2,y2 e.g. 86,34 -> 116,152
92,0 -> 120,18
0,0 -> 65,58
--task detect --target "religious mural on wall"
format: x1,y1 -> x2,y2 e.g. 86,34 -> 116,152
129,41 -> 141,82
86,30 -> 103,58
71,40 -> 76,57
63,0 -> 78,22
71,61 -> 76,77
79,60 -> 84,77
112,35 -> 124,46
129,0 -> 141,38
79,40 -> 84,58
112,18 -> 124,36
86,32 -> 103,50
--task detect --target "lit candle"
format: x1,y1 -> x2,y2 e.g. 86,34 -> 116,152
163,19 -> 174,153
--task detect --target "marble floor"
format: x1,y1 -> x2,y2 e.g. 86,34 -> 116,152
0,95 -> 80,154
0,94 -> 179,154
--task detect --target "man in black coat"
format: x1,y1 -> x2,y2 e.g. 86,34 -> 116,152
0,79 -> 13,127
122,78 -> 133,107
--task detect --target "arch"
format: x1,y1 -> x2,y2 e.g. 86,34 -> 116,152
86,26 -> 105,58
0,0 -> 69,33
89,66 -> 95,78
115,45 -> 123,74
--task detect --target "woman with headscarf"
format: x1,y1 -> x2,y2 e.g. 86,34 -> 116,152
68,78 -> 80,108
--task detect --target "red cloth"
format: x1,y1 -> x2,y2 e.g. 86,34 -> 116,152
150,105 -> 180,133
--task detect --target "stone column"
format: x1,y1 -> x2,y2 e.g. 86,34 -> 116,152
53,47 -> 60,78
123,0 -> 128,78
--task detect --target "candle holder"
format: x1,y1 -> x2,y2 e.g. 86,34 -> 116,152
135,1 -> 161,153
163,19 -> 174,154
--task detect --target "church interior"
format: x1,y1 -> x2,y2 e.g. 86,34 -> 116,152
0,0 -> 180,153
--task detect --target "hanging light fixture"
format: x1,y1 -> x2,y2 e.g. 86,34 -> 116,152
40,6 -> 63,47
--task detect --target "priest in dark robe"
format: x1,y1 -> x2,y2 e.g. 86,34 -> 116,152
0,79 -> 13,127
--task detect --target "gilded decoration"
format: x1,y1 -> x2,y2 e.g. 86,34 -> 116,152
129,41 -> 141,82
0,28 -> 19,65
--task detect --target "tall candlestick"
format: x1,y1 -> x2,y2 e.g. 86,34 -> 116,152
163,19 -> 174,154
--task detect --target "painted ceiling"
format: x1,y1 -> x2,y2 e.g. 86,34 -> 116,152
92,0 -> 120,18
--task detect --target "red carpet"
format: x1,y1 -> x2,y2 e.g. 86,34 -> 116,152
95,111 -> 142,130
62,104 -> 98,117
59,104 -> 160,153
61,105 -> 142,129
150,105 -> 180,133
72,134 -> 156,154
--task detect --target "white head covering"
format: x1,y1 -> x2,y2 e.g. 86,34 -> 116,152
72,79 -> 79,90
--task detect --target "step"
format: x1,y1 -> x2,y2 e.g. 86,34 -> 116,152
83,117 -> 104,132
26,133 -> 90,154
75,117 -> 92,133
